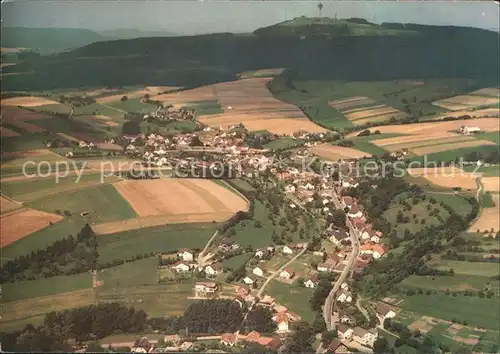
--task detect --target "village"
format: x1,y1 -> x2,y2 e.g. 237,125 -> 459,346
116,145 -> 396,354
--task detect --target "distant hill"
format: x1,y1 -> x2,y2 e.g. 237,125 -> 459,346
98,29 -> 178,39
1,27 -> 110,51
2,19 -> 499,91
254,17 -> 418,37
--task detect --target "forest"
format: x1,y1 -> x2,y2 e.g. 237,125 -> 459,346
3,22 -> 498,90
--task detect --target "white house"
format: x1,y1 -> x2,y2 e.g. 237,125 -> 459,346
376,303 -> 397,321
304,274 -> 318,288
178,249 -> 194,262
205,263 -> 222,277
341,282 -> 349,291
243,276 -> 255,285
273,313 -> 291,333
220,333 -> 237,347
371,234 -> 381,244
352,327 -> 378,347
282,246 -> 293,255
255,249 -> 265,258
337,291 -> 352,303
462,126 -> 481,135
172,262 -> 190,273
347,205 -> 363,218
329,229 -> 349,246
253,267 -> 265,277
317,259 -> 337,273
337,324 -> 353,340
279,268 -> 295,280
285,185 -> 296,193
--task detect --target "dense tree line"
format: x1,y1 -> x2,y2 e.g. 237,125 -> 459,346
1,224 -> 98,283
0,303 -> 147,352
184,299 -> 245,335
242,306 -> 276,333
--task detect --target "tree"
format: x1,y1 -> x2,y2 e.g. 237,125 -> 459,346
331,209 -> 346,228
120,95 -> 128,101
312,312 -> 326,333
283,321 -> 315,354
190,136 -> 203,147
373,337 -> 389,353
122,121 -> 141,135
243,307 -> 276,333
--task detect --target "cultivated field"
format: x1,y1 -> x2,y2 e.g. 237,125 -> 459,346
469,88 -> 500,98
432,108 -> 500,120
0,208 -> 63,247
160,78 -> 327,135
433,92 -> 500,111
1,96 -> 61,107
238,68 -> 285,79
328,96 -> 407,125
93,179 -> 248,234
469,193 -> 500,233
1,105 -> 53,122
354,118 -> 500,137
2,288 -> 94,331
96,86 -> 180,103
407,167 -> 479,190
155,86 -> 217,105
0,127 -> 20,137
310,143 -> 372,160
0,196 -> 22,215
482,177 -> 500,192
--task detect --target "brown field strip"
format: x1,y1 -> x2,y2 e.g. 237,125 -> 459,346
310,144 -> 372,161
434,95 -> 500,111
469,193 -> 500,232
1,127 -> 20,137
0,208 -> 63,247
407,166 -> 478,190
433,102 -> 470,111
328,96 -> 375,110
155,86 -> 217,105
382,136 -> 475,153
410,140 -> 496,155
440,95 -> 499,106
352,113 -> 408,126
113,178 -> 248,217
1,96 -> 60,107
482,177 -> 500,192
2,288 -> 94,324
470,88 -> 500,98
1,105 -> 53,121
242,118 -> 327,135
358,118 -> 500,136
161,78 -> 324,135
432,108 -> 500,120
8,120 -> 46,133
342,104 -> 386,114
373,133 -> 459,147
0,196 -> 22,214
345,106 -> 400,121
93,212 -> 233,235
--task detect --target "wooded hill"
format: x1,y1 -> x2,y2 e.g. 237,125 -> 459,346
2,19 -> 498,91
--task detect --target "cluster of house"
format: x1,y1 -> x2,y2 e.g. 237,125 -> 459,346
219,330 -> 282,350
143,105 -> 195,122
165,249 -> 224,278
328,303 -> 397,352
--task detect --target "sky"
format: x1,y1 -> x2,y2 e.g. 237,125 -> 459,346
2,0 -> 499,35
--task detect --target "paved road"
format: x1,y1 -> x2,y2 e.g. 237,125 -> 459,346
322,189 -> 361,330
